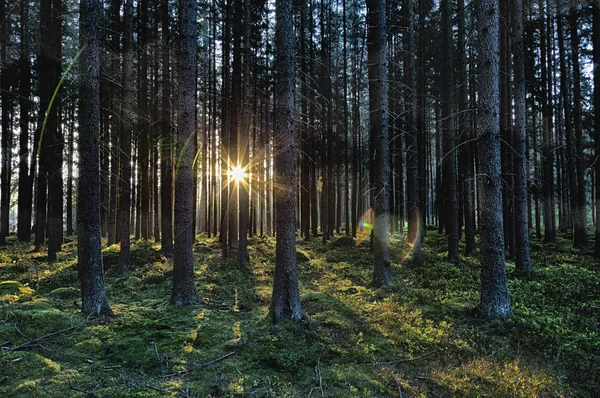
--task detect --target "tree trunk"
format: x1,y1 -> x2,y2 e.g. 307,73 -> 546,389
78,0 -> 112,316
441,0 -> 459,264
569,1 -> 588,247
512,0 -> 531,271
161,0 -> 174,258
119,0 -> 134,271
270,0 -> 303,323
17,0 -> 32,242
595,0 -> 600,257
475,0 -> 512,320
367,0 -> 393,286
172,0 -> 202,305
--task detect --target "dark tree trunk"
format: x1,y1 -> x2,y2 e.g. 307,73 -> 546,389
66,103 -> 74,236
594,0 -> 600,257
161,0 -> 174,258
17,0 -> 32,242
119,0 -> 134,271
457,0 -> 475,256
367,0 -> 393,286
441,0 -> 459,264
40,0 -> 63,261
0,0 -> 10,245
475,0 -> 512,320
270,0 -> 303,323
78,0 -> 112,316
569,1 -> 588,247
138,0 -> 150,240
557,0 -> 578,245
512,0 -> 531,271
172,0 -> 202,305
405,0 -> 422,266
237,0 -> 251,266
540,0 -> 555,241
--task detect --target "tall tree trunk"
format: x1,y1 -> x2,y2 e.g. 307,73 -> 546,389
78,0 -> 112,316
458,0 -> 475,255
540,0 -> 555,241
513,0 -> 531,271
47,0 -> 63,261
441,0 -> 459,264
17,0 -> 32,242
161,0 -> 174,258
557,0 -> 577,244
0,0 -> 10,245
569,1 -> 588,247
475,0 -> 512,320
120,0 -> 134,271
405,0 -> 422,266
237,0 -> 251,266
172,0 -> 202,305
271,0 -> 303,323
594,0 -> 600,257
367,0 -> 393,286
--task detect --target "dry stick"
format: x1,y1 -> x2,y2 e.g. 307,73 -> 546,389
159,351 -> 236,379
4,323 -> 89,353
364,350 -> 438,367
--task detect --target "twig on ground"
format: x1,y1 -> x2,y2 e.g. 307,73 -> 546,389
4,321 -> 97,353
159,351 -> 236,379
364,350 -> 438,367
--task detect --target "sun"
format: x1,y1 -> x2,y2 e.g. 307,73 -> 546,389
229,165 -> 246,183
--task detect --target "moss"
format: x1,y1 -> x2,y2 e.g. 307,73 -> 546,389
0,234 -> 597,396
48,286 -> 79,299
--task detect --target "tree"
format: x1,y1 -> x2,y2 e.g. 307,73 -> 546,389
475,0 -> 512,320
17,0 -> 32,242
161,0 -> 174,258
0,0 -> 11,246
171,0 -> 202,306
569,0 -> 588,247
78,0 -> 112,316
595,0 -> 600,257
405,0 -> 422,266
441,0 -> 459,265
367,0 -> 393,286
512,0 -> 531,271
46,0 -> 63,262
270,0 -> 303,323
120,0 -> 134,271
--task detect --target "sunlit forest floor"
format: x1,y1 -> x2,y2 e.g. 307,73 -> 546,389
0,227 -> 599,397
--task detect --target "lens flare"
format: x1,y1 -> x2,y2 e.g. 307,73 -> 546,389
229,165 -> 245,183
355,208 -> 423,266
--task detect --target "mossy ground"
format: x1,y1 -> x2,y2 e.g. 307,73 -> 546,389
0,229 -> 598,397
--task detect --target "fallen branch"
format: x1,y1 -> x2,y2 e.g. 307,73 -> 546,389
159,351 -> 236,379
364,351 -> 438,367
3,323 -> 88,353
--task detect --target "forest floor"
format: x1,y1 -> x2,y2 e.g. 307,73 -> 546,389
0,227 -> 599,397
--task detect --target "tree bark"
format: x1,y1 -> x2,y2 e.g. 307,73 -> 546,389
475,0 -> 512,320
119,0 -> 134,271
17,0 -> 32,242
172,0 -> 202,305
78,0 -> 112,316
367,0 -> 393,286
512,0 -> 531,271
270,0 -> 303,323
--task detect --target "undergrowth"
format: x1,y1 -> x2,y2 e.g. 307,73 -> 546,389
0,229 -> 598,397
